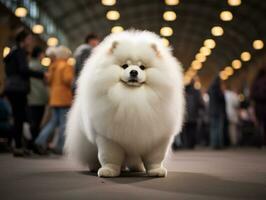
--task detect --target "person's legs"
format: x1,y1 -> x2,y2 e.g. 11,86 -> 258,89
172,134 -> 182,149
223,118 -> 229,147
56,107 -> 69,152
7,93 -> 27,149
28,106 -> 45,150
229,122 -> 238,146
210,117 -> 218,148
181,123 -> 189,148
187,122 -> 196,149
35,107 -> 59,148
29,106 -> 45,142
217,116 -> 224,148
210,116 -> 224,149
200,122 -> 210,146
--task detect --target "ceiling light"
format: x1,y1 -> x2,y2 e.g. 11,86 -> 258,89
204,39 -> 216,49
162,38 -> 170,47
184,75 -> 192,85
111,26 -> 124,33
232,59 -> 242,69
3,47 -> 10,58
228,0 -> 241,6
41,57 -> 51,67
211,26 -> 224,36
165,0 -> 179,6
219,71 -> 228,80
32,24 -> 44,34
106,10 -> 120,20
163,11 -> 176,21
194,81 -> 201,90
200,46 -> 211,56
47,37 -> 59,47
101,0 -> 116,6
160,27 -> 173,37
225,66 -> 234,76
187,69 -> 196,77
220,11 -> 233,21
240,51 -> 251,62
195,53 -> 206,62
67,57 -> 76,66
15,7 -> 27,17
253,40 -> 264,50
191,60 -> 202,70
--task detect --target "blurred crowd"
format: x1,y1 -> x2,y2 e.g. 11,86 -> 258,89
0,29 -> 265,158
0,29 -> 100,157
173,70 -> 266,150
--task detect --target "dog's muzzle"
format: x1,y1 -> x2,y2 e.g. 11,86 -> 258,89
130,70 -> 138,78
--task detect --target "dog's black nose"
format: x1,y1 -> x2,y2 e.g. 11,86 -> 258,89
130,70 -> 138,77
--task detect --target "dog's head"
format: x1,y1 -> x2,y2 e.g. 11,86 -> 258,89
83,30 -> 182,95
105,32 -> 168,88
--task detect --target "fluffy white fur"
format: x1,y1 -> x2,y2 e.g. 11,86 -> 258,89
64,30 -> 184,177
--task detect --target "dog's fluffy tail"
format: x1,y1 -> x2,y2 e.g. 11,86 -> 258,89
64,104 -> 98,168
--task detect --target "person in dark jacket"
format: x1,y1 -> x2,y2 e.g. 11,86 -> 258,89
208,76 -> 227,149
181,81 -> 204,149
27,46 -> 48,151
250,64 -> 266,145
4,29 -> 44,156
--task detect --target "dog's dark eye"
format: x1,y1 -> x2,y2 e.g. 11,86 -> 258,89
122,64 -> 128,69
140,65 -> 145,70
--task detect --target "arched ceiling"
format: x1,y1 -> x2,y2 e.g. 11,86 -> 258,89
36,0 -> 266,86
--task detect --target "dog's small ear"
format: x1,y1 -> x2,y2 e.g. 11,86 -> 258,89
109,41 -> 118,54
151,43 -> 161,58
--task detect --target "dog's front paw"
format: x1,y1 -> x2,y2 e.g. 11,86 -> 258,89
97,166 -> 120,177
147,166 -> 167,177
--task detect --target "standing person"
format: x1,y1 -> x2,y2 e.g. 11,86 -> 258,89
27,46 -> 48,151
4,29 -> 44,156
198,92 -> 210,146
35,46 -> 73,154
181,81 -> 204,149
250,64 -> 266,146
45,46 -> 58,64
40,46 -> 58,127
225,87 -> 240,146
73,33 -> 100,89
208,76 -> 226,149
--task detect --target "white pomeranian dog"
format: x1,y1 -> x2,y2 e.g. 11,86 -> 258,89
64,30 -> 184,177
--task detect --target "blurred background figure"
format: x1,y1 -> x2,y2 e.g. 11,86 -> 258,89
27,46 -> 48,152
34,46 -> 73,155
181,80 -> 204,149
197,91 -> 210,146
73,33 -> 100,89
45,46 -> 58,65
225,86 -> 240,146
0,92 -> 12,151
208,76 -> 227,149
40,46 -> 58,131
250,62 -> 266,146
4,29 -> 44,157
